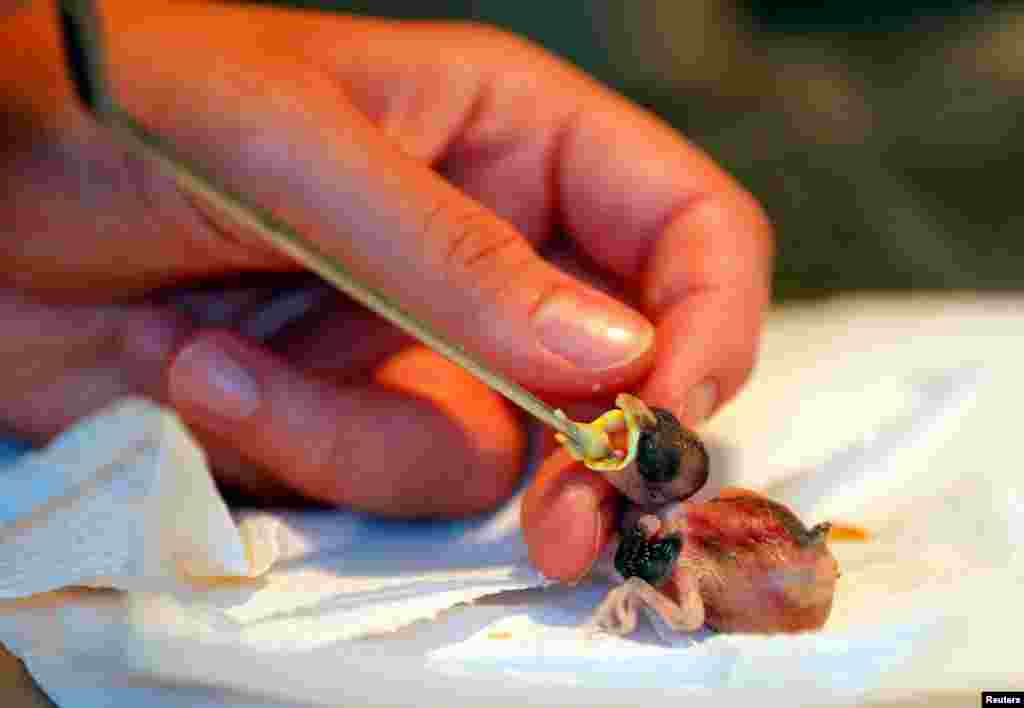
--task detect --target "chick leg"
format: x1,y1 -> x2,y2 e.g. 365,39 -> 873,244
588,568 -> 704,636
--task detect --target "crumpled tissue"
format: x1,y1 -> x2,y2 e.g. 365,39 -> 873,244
1,295 -> 1023,708
0,399 -> 278,599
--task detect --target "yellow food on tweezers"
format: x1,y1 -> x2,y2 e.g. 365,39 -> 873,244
555,393 -> 656,471
555,393 -> 709,506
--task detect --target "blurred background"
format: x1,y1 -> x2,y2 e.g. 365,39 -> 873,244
250,0 -> 1024,301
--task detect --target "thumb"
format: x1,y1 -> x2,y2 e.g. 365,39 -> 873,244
323,173 -> 658,394
338,181 -> 658,395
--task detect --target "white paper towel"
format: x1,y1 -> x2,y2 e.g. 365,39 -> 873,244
2,294 -> 1023,708
0,398 -> 282,598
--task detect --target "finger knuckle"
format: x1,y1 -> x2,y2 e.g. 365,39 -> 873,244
436,207 -> 529,289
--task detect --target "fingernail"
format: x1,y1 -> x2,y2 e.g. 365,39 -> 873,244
685,379 -> 718,425
535,482 -> 600,583
532,292 -> 654,370
170,339 -> 261,419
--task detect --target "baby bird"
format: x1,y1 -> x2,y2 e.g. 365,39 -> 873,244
590,487 -> 840,636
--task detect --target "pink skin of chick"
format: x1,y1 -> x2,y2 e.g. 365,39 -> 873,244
589,487 -> 841,636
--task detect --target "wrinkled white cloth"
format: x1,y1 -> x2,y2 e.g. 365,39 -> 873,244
1,295 -> 1023,708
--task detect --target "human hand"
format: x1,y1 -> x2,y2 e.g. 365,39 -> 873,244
0,3 -> 771,532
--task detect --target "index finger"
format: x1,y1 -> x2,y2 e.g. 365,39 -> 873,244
552,76 -> 774,423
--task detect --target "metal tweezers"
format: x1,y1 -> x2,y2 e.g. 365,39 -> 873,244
56,0 -> 603,455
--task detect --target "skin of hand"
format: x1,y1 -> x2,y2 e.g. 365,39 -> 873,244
0,3 -> 772,559
589,487 -> 840,636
